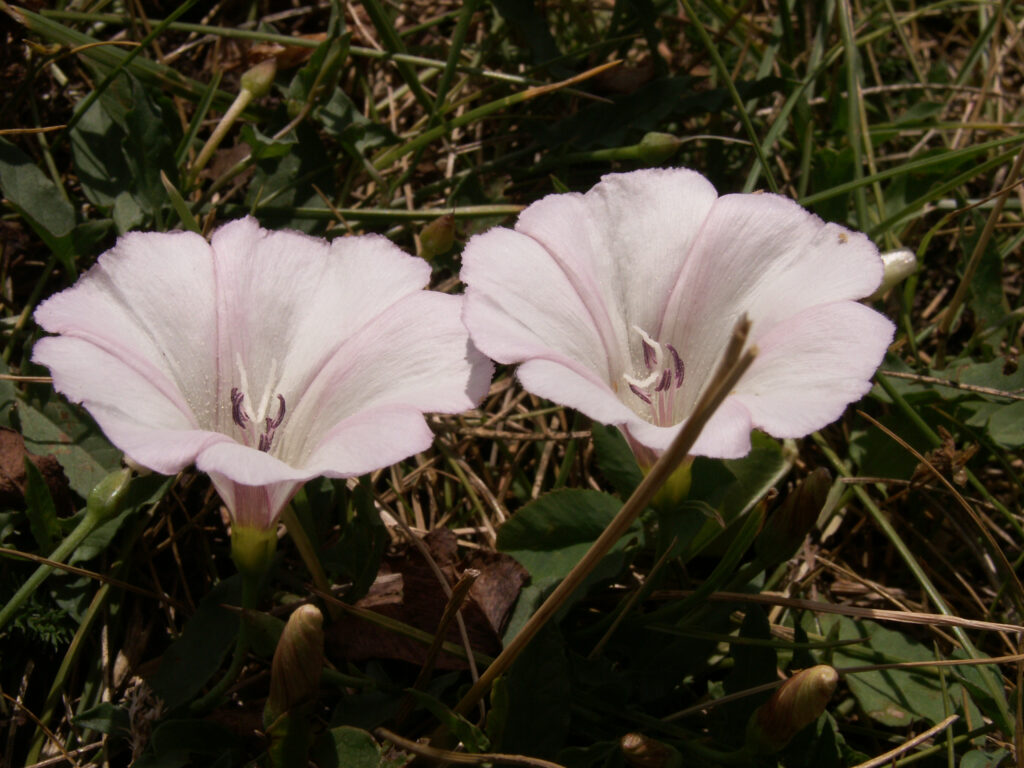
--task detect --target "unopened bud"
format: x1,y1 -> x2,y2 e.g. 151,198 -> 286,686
85,468 -> 133,524
756,468 -> 830,564
230,524 -> 278,580
746,665 -> 838,754
869,249 -> 917,300
240,59 -> 278,99
621,732 -> 682,768
419,213 -> 456,261
637,132 -> 682,165
264,604 -> 324,727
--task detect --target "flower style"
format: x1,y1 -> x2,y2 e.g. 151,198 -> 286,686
460,168 -> 894,461
34,218 -> 491,530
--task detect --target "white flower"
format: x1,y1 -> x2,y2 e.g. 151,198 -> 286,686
34,218 -> 491,528
460,168 -> 893,460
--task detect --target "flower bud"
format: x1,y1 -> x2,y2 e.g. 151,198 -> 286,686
240,59 -> 278,99
756,468 -> 830,565
621,732 -> 682,768
264,604 -> 324,727
637,132 -> 682,165
230,524 -> 278,580
868,248 -> 917,300
419,213 -> 456,261
85,468 -> 133,524
745,665 -> 838,754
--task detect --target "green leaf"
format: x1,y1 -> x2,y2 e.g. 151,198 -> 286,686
501,623 -> 570,758
498,488 -> 639,641
23,458 -> 59,554
820,616 -> 974,728
318,89 -> 396,152
73,702 -> 130,735
240,124 -> 297,160
404,689 -> 490,753
590,422 -> 642,497
672,432 -> 792,562
0,138 -> 76,270
17,397 -> 122,498
143,719 -> 242,765
961,748 -> 1011,768
312,726 -> 381,768
977,400 -> 1024,448
122,76 -> 180,215
0,138 -> 75,240
147,576 -> 243,710
323,478 -> 388,602
70,474 -> 170,565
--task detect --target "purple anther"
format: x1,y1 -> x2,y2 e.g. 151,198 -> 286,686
268,394 -> 286,429
230,387 -> 250,428
655,369 -> 672,392
258,430 -> 274,452
628,383 -> 652,405
667,344 -> 685,387
641,336 -> 657,370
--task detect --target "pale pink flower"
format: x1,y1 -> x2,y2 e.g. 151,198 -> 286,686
461,168 -> 894,461
34,218 -> 491,529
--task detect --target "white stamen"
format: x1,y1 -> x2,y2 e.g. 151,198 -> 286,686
623,371 -> 660,390
632,325 -> 663,367
254,357 -> 279,424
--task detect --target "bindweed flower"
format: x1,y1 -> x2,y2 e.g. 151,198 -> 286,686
461,169 -> 894,462
34,218 -> 491,533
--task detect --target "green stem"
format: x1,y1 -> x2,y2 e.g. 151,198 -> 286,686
0,506 -> 108,633
678,0 -> 778,194
371,60 -> 620,171
280,505 -> 335,612
189,574 -> 260,713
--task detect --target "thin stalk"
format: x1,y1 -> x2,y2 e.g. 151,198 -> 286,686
0,503 -> 112,632
439,318 -> 758,725
371,60 -> 621,171
934,146 -> 1024,368
359,0 -> 436,113
678,0 -> 778,194
837,0 -> 869,228
189,574 -> 259,713
53,0 -> 201,148
811,432 -> 1013,734
280,505 -> 337,621
430,0 -> 480,122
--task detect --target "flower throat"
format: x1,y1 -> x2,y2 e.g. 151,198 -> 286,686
231,355 -> 287,452
622,326 -> 685,426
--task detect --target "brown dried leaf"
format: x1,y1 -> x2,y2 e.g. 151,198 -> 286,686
0,426 -> 74,515
328,530 -> 527,669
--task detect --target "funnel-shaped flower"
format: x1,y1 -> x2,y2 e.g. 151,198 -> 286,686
461,169 -> 894,460
34,218 -> 491,529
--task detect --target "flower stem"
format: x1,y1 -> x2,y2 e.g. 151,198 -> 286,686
189,574 -> 259,713
439,318 -> 758,727
280,505 -> 338,619
0,512 -> 101,632
0,469 -> 132,633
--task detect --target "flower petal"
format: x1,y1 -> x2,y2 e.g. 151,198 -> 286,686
514,168 -> 719,344
732,301 -> 894,437
33,229 -> 218,424
283,291 -> 489,464
462,226 -> 612,373
303,405 -> 436,478
208,474 -> 299,529
31,336 -> 220,474
625,396 -> 755,459
661,192 -> 885,411
208,218 -> 433,433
